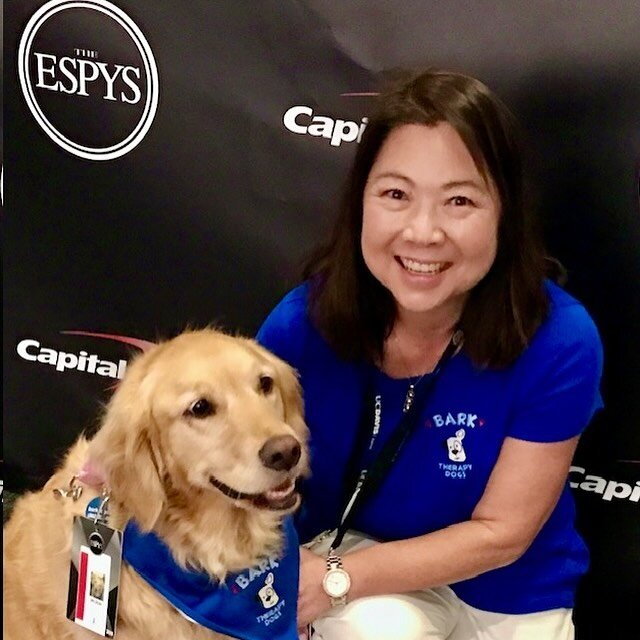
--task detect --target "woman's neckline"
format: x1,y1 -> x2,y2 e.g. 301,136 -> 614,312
375,327 -> 464,380
380,329 -> 454,379
370,363 -> 434,383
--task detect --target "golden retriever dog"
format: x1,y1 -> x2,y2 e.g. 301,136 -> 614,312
4,329 -> 309,640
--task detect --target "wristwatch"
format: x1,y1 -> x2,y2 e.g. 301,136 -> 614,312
321,551 -> 351,607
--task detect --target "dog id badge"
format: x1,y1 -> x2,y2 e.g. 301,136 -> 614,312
67,515 -> 122,637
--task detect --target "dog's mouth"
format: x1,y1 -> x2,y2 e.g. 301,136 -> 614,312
209,475 -> 300,511
251,478 -> 299,511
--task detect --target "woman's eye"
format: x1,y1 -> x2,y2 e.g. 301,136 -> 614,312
384,188 -> 406,200
186,398 -> 216,418
258,375 -> 274,395
450,195 -> 473,207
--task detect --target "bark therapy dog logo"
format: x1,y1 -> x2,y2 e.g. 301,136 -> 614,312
16,331 -> 155,381
18,0 -> 159,161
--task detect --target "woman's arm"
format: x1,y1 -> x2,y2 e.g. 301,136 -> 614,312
297,434 -> 579,626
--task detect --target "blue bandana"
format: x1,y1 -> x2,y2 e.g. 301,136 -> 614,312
122,517 -> 300,640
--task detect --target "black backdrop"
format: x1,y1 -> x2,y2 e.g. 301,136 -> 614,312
4,2 -> 639,638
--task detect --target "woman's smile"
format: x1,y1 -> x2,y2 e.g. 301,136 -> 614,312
396,257 -> 452,276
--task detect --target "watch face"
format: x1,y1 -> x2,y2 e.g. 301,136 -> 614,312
323,568 -> 351,598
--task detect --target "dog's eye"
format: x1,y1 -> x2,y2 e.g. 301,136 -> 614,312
186,398 -> 216,419
258,375 -> 274,395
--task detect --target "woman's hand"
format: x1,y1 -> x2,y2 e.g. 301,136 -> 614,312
297,547 -> 331,633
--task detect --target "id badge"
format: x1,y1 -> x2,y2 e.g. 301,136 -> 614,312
67,516 -> 122,637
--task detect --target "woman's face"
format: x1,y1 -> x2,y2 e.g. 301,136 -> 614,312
361,122 -> 500,325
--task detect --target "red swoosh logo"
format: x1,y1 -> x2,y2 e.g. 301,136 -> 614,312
61,331 -> 156,352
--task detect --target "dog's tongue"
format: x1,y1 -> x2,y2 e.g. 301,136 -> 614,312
265,478 -> 295,501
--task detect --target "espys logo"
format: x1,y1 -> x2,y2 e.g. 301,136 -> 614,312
18,0 -> 159,160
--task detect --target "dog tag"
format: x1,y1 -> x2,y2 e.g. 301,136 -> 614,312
67,516 -> 122,637
86,497 -> 110,525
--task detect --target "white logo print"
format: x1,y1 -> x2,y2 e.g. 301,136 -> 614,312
446,429 -> 467,462
16,338 -> 128,379
569,466 -> 640,503
283,106 -> 368,147
257,573 -> 279,609
18,0 -> 159,160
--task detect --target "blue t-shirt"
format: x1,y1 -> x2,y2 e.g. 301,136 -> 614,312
256,281 -> 603,614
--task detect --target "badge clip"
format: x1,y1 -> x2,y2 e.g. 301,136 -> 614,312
53,475 -> 83,501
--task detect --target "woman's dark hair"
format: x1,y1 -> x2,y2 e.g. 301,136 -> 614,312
303,69 -> 556,368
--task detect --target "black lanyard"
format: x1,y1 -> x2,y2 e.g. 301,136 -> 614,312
330,330 -> 463,551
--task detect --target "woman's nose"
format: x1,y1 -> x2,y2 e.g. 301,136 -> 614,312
402,202 -> 445,244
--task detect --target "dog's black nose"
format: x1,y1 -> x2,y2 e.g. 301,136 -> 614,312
259,435 -> 301,471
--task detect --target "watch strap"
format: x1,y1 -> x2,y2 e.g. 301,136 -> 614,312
326,551 -> 343,571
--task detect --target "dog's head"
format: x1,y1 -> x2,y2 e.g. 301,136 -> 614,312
88,329 -> 309,531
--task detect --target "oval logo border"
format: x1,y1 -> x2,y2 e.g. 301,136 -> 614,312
18,0 -> 159,161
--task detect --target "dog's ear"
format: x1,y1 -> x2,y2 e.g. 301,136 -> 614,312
88,346 -> 167,531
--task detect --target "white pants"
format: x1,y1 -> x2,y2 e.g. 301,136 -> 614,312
307,532 -> 574,640
311,587 -> 574,640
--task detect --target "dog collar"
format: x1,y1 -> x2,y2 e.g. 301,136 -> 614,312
122,516 -> 300,640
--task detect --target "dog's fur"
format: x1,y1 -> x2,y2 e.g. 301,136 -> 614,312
4,329 -> 309,640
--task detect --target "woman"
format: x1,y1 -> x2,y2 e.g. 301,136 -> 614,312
257,69 -> 603,640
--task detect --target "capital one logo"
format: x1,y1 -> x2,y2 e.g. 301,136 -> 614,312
18,0 -> 159,160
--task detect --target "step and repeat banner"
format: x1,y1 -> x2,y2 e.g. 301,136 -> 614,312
4,1 -> 639,637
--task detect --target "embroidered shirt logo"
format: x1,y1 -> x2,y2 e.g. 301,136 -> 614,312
257,573 -> 279,609
446,429 -> 467,462
429,412 -> 484,428
425,411 -> 484,480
